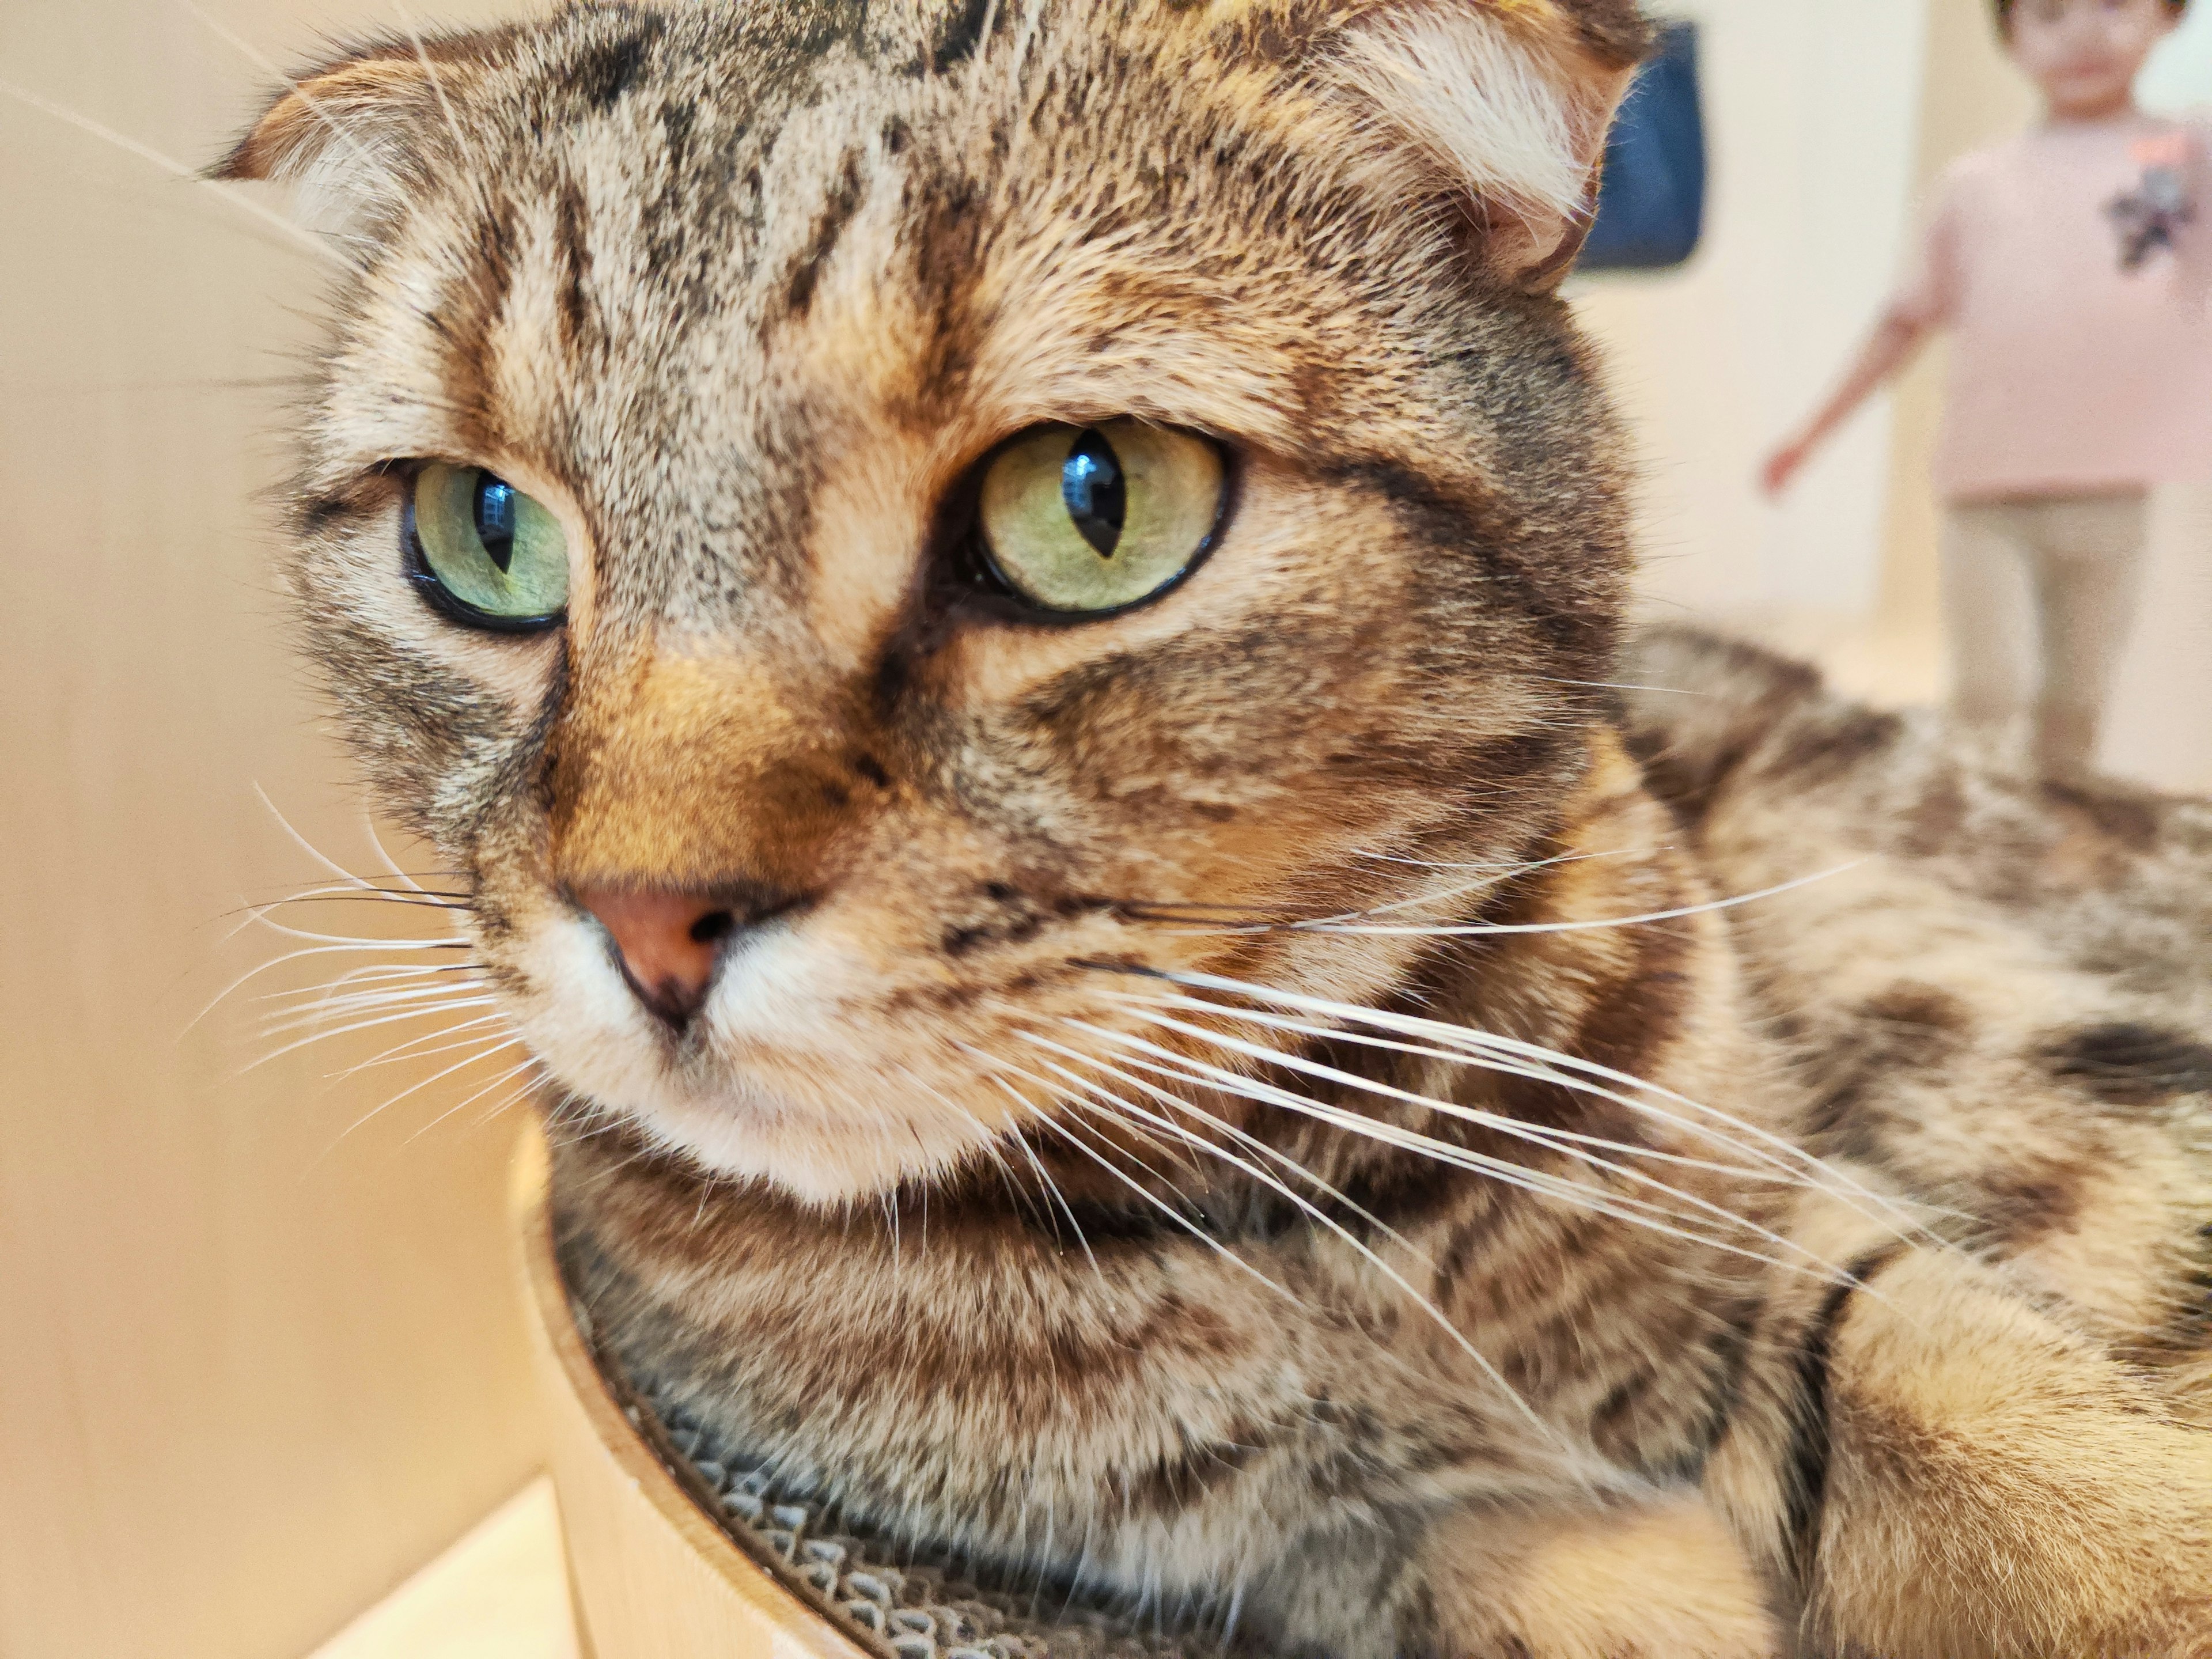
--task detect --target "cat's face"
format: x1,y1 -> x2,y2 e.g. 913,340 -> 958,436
227,0 -> 1642,1202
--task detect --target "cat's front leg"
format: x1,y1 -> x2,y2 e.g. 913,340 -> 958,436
1778,1247 -> 2212,1659
1414,1495 -> 1781,1659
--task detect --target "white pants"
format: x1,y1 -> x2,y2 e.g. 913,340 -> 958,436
1941,491 -> 2149,775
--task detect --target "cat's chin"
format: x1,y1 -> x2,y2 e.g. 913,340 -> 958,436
619,1085 -> 995,1207
524,1021 -> 1006,1204
506,920 -> 1020,1204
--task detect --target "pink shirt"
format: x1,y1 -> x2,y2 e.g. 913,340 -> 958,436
1893,115 -> 2212,503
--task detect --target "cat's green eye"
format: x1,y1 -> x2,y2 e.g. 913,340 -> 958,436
976,420 -> 1226,616
407,462 -> 570,631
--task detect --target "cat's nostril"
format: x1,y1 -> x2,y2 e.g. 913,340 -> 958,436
687,910 -> 737,946
574,887 -> 740,1032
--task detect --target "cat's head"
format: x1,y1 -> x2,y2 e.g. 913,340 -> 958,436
222,0 -> 1646,1202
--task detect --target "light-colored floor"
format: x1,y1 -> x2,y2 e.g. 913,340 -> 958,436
309,1479 -> 578,1659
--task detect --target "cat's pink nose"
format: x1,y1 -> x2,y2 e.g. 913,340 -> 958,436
574,888 -> 739,1031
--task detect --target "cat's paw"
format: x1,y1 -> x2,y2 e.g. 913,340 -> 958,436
1431,1497 -> 1780,1659
1806,1244 -> 2212,1659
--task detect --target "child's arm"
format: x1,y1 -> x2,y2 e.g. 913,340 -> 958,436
1760,306 -> 1931,497
1763,156 -> 1963,499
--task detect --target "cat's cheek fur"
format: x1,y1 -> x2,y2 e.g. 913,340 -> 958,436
284,563 -> 560,861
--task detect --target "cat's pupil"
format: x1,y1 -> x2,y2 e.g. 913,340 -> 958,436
1060,430 -> 1126,557
473,474 -> 518,574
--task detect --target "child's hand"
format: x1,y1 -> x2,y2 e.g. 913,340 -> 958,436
1761,309 -> 1920,501
1760,436 -> 1811,498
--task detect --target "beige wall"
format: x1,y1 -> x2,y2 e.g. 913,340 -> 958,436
1571,0 -> 1930,623
1,5 -> 541,1657
2142,1 -> 2212,111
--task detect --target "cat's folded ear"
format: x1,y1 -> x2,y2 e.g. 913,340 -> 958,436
210,35 -> 503,245
1317,0 -> 1648,289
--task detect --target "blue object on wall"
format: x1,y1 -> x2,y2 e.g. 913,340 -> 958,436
1577,21 -> 1706,272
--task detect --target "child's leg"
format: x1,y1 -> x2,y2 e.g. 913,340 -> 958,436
1940,502 -> 2038,738
2025,491 -> 2150,778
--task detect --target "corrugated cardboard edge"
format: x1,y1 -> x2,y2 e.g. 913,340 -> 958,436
513,1121 -> 879,1659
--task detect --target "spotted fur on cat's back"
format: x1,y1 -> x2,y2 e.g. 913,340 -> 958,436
217,5 -> 2212,1656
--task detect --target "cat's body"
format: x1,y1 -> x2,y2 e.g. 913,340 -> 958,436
217,2 -> 2212,1653
558,679 -> 2212,1658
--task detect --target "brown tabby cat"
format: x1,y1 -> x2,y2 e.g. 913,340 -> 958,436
218,2 -> 2212,1654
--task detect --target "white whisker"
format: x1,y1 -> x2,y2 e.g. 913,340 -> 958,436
1328,846 -> 1642,926
173,0 -> 381,173
1287,863 -> 1863,938
914,1076 -> 1048,1227
337,1010 -> 516,1077
1354,848 -> 1607,872
1041,1057 -> 1421,1261
1061,1018 -> 1850,1283
259,987 -> 495,1041
1532,676 -> 1713,696
340,1033 -> 528,1141
990,1047 -> 1555,1432
271,970 -> 487,1005
967,1071 -> 1100,1276
390,0 -> 468,158
976,1067 -> 1300,1308
253,784 -> 448,902
251,995 -> 501,1069
221,887 -> 463,949
184,939 -> 464,1035
1113,992 -> 1786,1183
363,814 -> 438,897
1015,1031 -> 1417,1252
1109,1003 -> 1846,1278
1144,969 -> 1926,1238
406,1052 -> 547,1143
0,77 -> 344,264
252,960 -> 476,1004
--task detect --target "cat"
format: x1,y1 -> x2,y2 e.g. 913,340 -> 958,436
214,2 -> 2212,1654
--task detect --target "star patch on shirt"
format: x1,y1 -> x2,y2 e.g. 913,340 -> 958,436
2107,133 -> 2197,273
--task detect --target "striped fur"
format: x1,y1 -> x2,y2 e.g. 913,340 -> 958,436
221,5 -> 2212,1654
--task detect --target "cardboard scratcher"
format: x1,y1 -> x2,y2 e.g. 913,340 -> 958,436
514,1124 -> 1222,1659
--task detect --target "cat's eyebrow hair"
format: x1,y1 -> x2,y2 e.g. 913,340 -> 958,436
414,191 -> 525,464
293,462 -> 418,536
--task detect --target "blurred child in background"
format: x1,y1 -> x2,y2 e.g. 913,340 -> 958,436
1764,0 -> 2209,780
